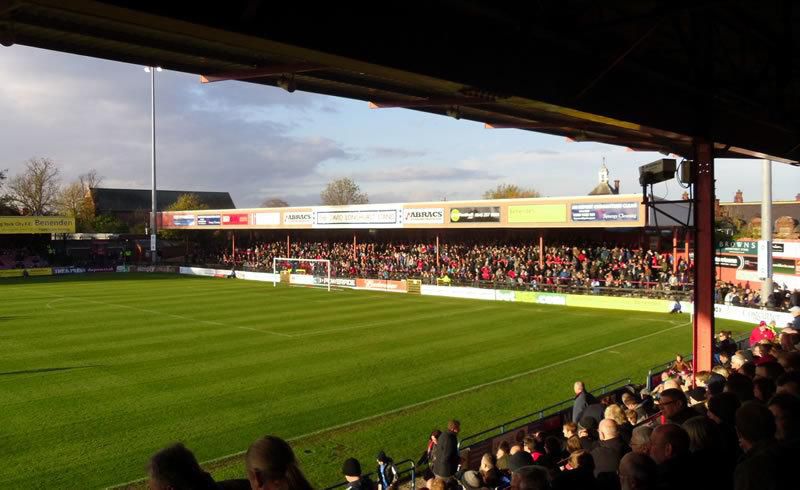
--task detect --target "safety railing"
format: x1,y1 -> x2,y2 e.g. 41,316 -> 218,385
457,377 -> 632,450
324,459 -> 416,490
645,333 -> 750,391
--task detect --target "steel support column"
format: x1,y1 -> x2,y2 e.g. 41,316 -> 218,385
286,234 -> 290,257
672,227 -> 678,273
539,235 -> 544,268
436,235 -> 440,268
353,234 -> 357,261
692,139 -> 715,373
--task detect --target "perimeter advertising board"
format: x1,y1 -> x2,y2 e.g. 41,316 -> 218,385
449,206 -> 501,223
403,208 -> 445,225
507,204 -> 566,224
314,206 -> 402,228
570,202 -> 638,222
0,216 -> 75,234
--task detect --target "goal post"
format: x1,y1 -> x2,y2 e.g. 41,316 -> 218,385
272,257 -> 332,291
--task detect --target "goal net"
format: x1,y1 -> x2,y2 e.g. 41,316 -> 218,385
272,257 -> 332,291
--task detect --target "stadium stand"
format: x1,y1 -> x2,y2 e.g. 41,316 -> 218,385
144,318 -> 799,490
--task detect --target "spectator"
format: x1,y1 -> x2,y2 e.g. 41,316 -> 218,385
754,361 -> 784,381
590,419 -> 630,485
496,441 -> 511,472
648,424 -> 692,489
459,470 -> 485,490
432,420 -> 460,480
683,416 -> 730,489
572,381 -> 598,422
618,452 -> 657,490
749,321 -> 776,347
478,453 -> 502,488
551,450 -> 596,490
417,429 -> 441,480
776,371 -> 800,396
767,393 -> 800,448
562,422 -> 577,440
752,377 -> 776,403
658,389 -> 698,425
148,443 -> 218,490
578,416 -> 599,451
604,404 -> 633,444
375,451 -> 398,490
565,436 -> 582,455
511,465 -> 551,490
342,458 -> 373,490
629,426 -> 653,455
508,451 -> 534,472
734,401 -> 789,490
706,392 -> 743,463
245,436 -> 313,490
725,373 -> 755,402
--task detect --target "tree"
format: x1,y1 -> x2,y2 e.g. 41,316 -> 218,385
8,157 -> 61,215
260,197 -> 290,208
159,193 -> 208,241
483,184 -> 541,199
92,214 -> 129,233
320,177 -> 368,205
0,169 -> 16,215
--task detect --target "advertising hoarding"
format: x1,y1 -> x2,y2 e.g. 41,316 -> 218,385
172,214 -> 196,226
222,213 -> 249,225
570,202 -> 638,222
315,208 -> 400,228
197,215 -> 221,226
403,208 -> 445,225
0,216 -> 75,234
508,204 -> 567,224
254,212 -> 280,226
449,206 -> 501,223
283,211 -> 313,225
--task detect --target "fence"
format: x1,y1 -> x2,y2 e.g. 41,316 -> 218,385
324,459 -> 416,490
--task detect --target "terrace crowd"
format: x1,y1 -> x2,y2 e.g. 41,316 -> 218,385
147,310 -> 800,490
219,240 -> 693,290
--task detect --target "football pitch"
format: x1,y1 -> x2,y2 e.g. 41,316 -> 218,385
2,273 -> 749,489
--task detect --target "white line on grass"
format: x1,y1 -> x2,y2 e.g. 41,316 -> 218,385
107,320 -> 690,489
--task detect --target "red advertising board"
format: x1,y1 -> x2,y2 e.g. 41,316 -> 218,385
222,213 -> 249,225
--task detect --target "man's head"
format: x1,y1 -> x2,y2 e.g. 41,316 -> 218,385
510,465 -> 550,490
574,381 -> 585,395
630,425 -> 653,455
736,401 -> 776,452
756,361 -> 785,380
508,451 -> 534,472
719,352 -> 731,365
706,392 -> 741,425
562,422 -> 577,439
598,419 -> 620,441
448,419 -> 461,433
790,305 -> 800,317
725,373 -> 755,402
658,389 -> 687,420
731,353 -> 747,370
777,371 -> 800,396
649,424 -> 689,464
522,436 -> 536,453
767,393 -> 800,442
618,452 -> 657,490
148,443 -> 210,490
342,458 -> 362,483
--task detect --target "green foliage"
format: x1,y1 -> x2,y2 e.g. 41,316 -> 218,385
483,183 -> 541,199
92,214 -> 129,233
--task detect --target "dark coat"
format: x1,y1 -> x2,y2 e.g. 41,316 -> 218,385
431,430 -> 459,478
734,440 -> 791,490
573,391 -> 599,422
590,437 -> 630,477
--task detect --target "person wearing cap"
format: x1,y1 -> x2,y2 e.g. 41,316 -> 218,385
459,470 -> 486,490
749,320 -> 776,346
342,458 -> 373,490
375,451 -> 398,490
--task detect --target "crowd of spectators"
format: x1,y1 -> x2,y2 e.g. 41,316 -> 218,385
218,240 -> 693,292
145,310 -> 800,490
717,280 -> 799,311
0,247 -> 47,269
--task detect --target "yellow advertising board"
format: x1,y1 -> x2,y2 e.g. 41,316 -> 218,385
508,204 -> 567,223
0,268 -> 53,278
0,216 -> 76,234
0,269 -> 24,278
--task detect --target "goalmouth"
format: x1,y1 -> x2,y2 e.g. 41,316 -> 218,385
272,257 -> 332,291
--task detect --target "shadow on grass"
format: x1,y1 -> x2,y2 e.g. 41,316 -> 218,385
0,365 -> 103,376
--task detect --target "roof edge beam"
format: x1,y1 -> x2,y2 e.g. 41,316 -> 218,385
200,63 -> 324,83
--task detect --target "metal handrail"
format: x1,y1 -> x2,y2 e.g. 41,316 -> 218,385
458,377 -> 632,449
644,333 -> 750,390
324,459 -> 416,490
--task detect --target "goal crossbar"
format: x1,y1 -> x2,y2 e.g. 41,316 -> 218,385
272,257 -> 331,291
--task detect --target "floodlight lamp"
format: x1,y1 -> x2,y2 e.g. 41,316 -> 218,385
277,74 -> 296,93
0,27 -> 14,47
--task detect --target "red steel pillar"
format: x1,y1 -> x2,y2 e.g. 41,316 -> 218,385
353,234 -> 357,261
286,234 -> 290,257
692,139 -> 715,373
231,232 -> 235,264
672,227 -> 678,273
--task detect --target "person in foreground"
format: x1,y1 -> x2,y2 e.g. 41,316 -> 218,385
245,435 -> 314,490
148,443 -> 219,490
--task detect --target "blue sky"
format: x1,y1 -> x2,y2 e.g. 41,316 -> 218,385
1,45 -> 797,208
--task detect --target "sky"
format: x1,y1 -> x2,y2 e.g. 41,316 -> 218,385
1,45 -> 798,208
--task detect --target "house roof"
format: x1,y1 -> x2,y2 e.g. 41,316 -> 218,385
90,188 -> 235,212
718,201 -> 800,222
588,183 -> 619,196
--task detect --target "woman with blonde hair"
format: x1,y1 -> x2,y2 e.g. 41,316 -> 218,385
604,404 -> 633,443
245,436 -> 313,490
478,453 -> 501,488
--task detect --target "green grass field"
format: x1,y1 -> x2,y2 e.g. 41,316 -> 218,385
1,273 -> 749,489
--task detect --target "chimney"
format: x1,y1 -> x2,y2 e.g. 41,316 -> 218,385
714,199 -> 720,217
796,193 -> 800,202
682,191 -> 689,200
613,180 -> 620,194
734,189 -> 743,203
